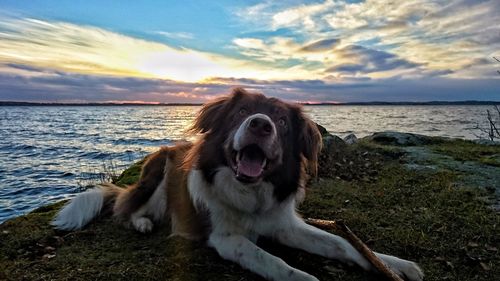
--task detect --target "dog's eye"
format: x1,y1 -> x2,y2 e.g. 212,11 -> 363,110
239,108 -> 247,115
278,118 -> 286,126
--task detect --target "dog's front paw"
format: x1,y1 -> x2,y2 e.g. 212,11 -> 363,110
391,260 -> 424,281
132,217 -> 153,233
386,258 -> 424,281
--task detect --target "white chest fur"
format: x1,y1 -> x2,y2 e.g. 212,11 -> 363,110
187,168 -> 298,238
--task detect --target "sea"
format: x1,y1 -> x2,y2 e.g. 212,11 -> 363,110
0,105 -> 496,223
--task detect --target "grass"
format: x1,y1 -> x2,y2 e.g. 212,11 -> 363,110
1,139 -> 499,281
76,158 -> 122,191
301,165 -> 499,281
75,157 -> 146,191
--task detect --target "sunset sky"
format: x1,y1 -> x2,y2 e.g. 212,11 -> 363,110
0,0 -> 499,103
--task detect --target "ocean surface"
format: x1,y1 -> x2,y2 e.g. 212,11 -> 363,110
0,105 -> 495,223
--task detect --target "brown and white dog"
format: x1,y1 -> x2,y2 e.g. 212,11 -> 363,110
52,88 -> 423,281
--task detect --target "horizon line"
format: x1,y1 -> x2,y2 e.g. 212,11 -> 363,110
1,100 -> 500,106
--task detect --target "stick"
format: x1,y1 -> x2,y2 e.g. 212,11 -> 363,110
305,218 -> 404,281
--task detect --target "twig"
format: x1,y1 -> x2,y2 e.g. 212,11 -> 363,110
493,105 -> 500,137
305,218 -> 404,281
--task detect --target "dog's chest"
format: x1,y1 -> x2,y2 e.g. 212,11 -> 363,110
187,168 -> 293,233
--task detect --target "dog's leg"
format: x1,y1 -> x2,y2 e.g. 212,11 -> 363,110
209,232 -> 319,281
129,204 -> 154,233
275,219 -> 424,281
114,148 -> 171,232
127,176 -> 168,233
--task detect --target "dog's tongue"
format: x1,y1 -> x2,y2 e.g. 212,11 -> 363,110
237,148 -> 265,178
238,156 -> 263,177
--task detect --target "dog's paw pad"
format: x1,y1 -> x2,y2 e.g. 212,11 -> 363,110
132,217 -> 153,233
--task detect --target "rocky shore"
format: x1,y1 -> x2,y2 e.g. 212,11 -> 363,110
1,130 -> 499,281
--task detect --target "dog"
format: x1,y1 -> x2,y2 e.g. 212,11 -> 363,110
52,88 -> 423,281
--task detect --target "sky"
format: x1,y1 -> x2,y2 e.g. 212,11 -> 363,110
0,0 -> 499,103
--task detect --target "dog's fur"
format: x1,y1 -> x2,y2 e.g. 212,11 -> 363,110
52,88 -> 423,281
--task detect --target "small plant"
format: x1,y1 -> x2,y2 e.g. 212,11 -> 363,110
474,57 -> 500,142
76,158 -> 120,191
475,105 -> 500,142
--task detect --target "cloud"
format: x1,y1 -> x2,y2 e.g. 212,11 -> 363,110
0,63 -> 228,103
1,63 -> 498,103
232,37 -> 306,64
233,38 -> 267,50
326,45 -> 421,74
271,0 -> 335,31
0,18 -> 164,77
232,36 -> 340,66
231,36 -> 427,79
236,0 -> 500,79
0,3 -> 498,103
0,16 -> 311,83
195,75 -> 500,102
299,38 -> 340,52
154,31 -> 194,40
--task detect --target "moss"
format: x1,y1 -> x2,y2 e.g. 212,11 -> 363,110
354,139 -> 406,159
1,138 -> 499,281
113,158 -> 144,186
429,139 -> 500,167
479,156 -> 500,167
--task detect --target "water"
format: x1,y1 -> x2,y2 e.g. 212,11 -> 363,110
307,105 -> 491,139
0,105 -> 495,223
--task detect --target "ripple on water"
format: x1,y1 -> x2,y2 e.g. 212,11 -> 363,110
112,138 -> 172,146
0,144 -> 36,151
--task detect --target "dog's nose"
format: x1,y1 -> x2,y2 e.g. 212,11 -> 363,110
249,117 -> 273,136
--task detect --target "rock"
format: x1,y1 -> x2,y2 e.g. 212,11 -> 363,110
366,131 -> 441,146
322,134 -> 347,150
343,134 -> 358,145
315,123 -> 346,148
316,123 -> 330,137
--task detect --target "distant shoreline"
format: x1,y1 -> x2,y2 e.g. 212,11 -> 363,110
1,100 -> 499,106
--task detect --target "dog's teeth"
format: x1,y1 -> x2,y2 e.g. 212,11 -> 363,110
261,158 -> 267,168
237,151 -> 241,161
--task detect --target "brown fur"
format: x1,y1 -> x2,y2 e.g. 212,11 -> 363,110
113,142 -> 192,219
113,148 -> 169,219
291,105 -> 322,178
186,88 -> 321,198
112,88 -> 321,235
111,142 -> 208,238
165,143 -> 209,238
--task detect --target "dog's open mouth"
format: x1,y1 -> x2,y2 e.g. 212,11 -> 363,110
232,144 -> 268,183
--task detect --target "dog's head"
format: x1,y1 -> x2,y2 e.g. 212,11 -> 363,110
188,88 -> 322,201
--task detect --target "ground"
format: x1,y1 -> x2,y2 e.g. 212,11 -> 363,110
1,132 -> 499,281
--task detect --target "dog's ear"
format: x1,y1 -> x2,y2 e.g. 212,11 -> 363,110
293,107 -> 322,177
190,88 -> 248,134
190,96 -> 229,134
230,87 -> 248,99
